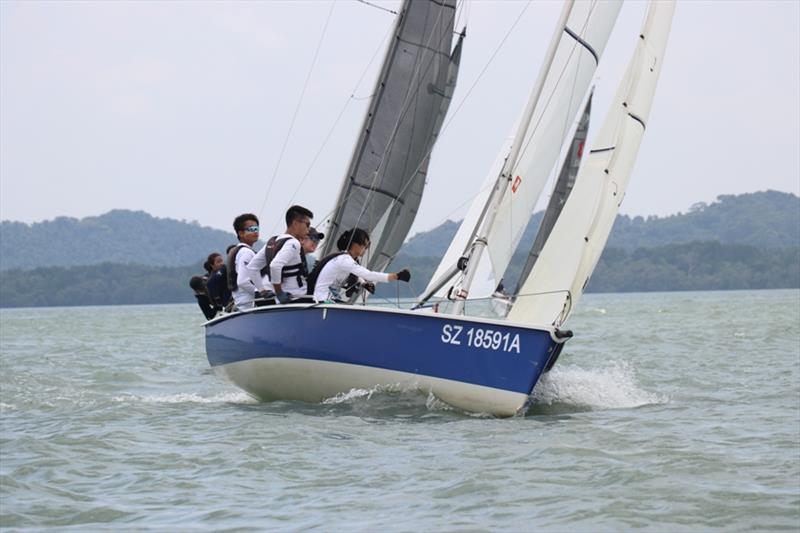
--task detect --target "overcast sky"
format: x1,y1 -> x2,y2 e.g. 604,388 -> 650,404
1,0 -> 798,237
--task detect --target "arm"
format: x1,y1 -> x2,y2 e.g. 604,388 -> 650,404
345,257 -> 393,284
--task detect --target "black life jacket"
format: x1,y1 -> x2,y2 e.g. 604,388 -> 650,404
260,236 -> 307,287
226,243 -> 253,292
305,251 -> 348,296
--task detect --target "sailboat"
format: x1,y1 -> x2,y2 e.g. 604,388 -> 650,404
204,0 -> 675,416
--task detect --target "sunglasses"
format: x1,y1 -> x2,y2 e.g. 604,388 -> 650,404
243,225 -> 259,233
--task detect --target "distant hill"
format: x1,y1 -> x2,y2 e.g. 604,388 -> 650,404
397,191 -> 800,261
1,191 -> 797,272
0,210 -> 238,271
0,191 -> 797,307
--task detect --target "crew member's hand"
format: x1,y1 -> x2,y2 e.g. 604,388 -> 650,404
364,282 -> 376,294
276,291 -> 291,304
396,269 -> 411,282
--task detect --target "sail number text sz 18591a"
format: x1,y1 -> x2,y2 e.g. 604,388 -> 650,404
441,324 -> 521,353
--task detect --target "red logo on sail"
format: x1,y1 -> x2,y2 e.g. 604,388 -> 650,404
512,175 -> 522,193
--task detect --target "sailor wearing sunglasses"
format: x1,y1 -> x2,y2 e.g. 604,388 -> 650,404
227,213 -> 267,310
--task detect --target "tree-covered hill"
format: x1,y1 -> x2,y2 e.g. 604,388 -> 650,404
1,191 -> 796,272
0,210 -> 238,270
0,191 -> 797,307
398,191 -> 800,261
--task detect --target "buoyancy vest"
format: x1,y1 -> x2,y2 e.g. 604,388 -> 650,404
305,252 -> 348,296
226,243 -> 252,292
261,235 -> 307,287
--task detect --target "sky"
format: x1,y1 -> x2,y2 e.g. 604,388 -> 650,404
1,0 -> 798,238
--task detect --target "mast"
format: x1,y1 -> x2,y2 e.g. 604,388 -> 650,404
451,0 -> 575,315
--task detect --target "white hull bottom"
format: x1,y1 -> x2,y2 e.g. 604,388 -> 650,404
214,357 -> 530,417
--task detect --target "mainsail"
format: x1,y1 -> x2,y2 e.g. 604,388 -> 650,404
418,0 -> 621,310
507,0 -> 676,327
321,0 -> 461,272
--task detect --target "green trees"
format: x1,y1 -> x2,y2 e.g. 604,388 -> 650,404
0,192 -> 797,307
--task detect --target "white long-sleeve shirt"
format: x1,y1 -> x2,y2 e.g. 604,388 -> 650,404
246,234 -> 307,298
233,245 -> 264,309
313,253 -> 390,301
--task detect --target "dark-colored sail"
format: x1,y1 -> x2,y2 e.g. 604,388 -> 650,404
509,92 -> 593,299
321,0 -> 460,271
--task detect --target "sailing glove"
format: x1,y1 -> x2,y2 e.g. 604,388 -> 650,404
396,269 -> 411,282
276,291 -> 291,304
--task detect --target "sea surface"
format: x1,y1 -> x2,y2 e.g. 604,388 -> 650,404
1,289 -> 798,531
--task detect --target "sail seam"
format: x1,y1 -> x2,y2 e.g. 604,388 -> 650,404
563,26 -> 599,64
351,182 -> 409,205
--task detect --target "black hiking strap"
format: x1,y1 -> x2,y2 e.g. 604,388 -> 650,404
226,243 -> 252,292
306,252 -> 348,296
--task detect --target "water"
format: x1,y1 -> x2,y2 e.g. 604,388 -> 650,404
1,290 -> 798,531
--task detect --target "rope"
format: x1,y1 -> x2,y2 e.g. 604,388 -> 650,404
276,9 -> 397,235
258,2 -> 337,225
356,0 -> 398,15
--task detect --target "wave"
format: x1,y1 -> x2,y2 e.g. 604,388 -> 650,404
531,360 -> 668,410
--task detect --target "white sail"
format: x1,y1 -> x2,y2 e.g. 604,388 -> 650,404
508,0 -> 676,327
485,0 -> 622,282
421,136 -> 513,301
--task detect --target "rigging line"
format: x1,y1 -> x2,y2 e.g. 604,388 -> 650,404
277,4 -> 396,235
259,1 -> 336,228
356,0 -> 398,15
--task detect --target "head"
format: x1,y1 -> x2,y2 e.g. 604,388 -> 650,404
204,252 -> 224,273
189,275 -> 206,295
285,205 -> 313,240
336,228 -> 370,258
233,213 -> 259,246
301,227 -> 324,253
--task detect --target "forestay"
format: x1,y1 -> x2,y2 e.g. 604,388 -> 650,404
507,0 -> 676,327
321,0 -> 462,273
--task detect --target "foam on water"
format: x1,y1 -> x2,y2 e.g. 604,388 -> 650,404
532,360 -> 668,409
113,392 -> 256,404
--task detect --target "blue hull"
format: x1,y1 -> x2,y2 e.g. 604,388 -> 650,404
205,304 -> 567,416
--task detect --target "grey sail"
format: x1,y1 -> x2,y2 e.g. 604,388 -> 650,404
507,92 -> 593,299
321,0 -> 460,268
369,32 -> 463,272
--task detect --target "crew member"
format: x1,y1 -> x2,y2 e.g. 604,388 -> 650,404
309,228 -> 410,302
227,213 -> 265,310
247,205 -> 316,303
